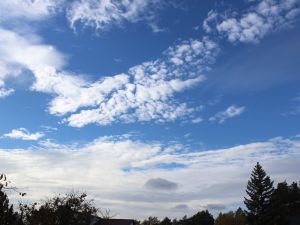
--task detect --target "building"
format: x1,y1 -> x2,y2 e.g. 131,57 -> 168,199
91,218 -> 135,225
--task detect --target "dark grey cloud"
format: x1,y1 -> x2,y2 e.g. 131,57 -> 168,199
172,204 -> 189,211
145,178 -> 178,191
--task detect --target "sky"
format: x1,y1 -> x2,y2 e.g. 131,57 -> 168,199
0,0 -> 300,220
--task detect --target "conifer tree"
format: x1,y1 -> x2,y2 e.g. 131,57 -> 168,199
244,162 -> 274,225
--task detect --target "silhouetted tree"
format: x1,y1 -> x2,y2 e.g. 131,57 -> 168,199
160,217 -> 172,225
214,208 -> 246,225
288,181 -> 300,214
234,208 -> 246,225
142,217 -> 160,225
215,211 -> 235,225
244,162 -> 274,225
20,192 -> 98,225
269,181 -> 290,225
188,210 -> 214,225
269,181 -> 300,225
0,174 -> 20,225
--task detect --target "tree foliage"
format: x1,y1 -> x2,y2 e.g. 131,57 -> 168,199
269,181 -> 300,225
244,162 -> 274,225
19,192 -> 98,225
0,174 -> 20,225
215,208 -> 245,225
0,185 -> 19,225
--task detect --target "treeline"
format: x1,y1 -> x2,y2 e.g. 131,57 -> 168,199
0,162 -> 300,225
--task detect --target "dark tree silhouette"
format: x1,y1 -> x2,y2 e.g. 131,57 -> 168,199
0,174 -> 20,225
214,208 -> 246,225
244,162 -> 274,225
269,181 -> 300,225
234,208 -> 246,225
188,210 -> 214,225
160,217 -> 172,225
141,217 -> 160,225
215,211 -> 235,225
20,192 -> 98,225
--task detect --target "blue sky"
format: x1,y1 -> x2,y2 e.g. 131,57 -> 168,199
0,0 -> 300,219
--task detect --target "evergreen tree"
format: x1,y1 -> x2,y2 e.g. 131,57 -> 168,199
269,181 -> 290,225
244,162 -> 274,225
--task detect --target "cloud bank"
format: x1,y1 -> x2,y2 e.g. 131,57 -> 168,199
1,135 -> 299,218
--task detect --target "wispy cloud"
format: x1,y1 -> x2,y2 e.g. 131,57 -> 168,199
3,128 -> 44,141
209,105 -> 245,123
1,135 -> 299,218
67,0 -> 166,32
0,0 -> 63,22
203,0 -> 300,43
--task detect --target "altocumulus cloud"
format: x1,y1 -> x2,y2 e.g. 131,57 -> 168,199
203,0 -> 300,43
0,0 -> 220,126
1,135 -> 299,218
0,24 -> 219,126
1,0 -> 300,127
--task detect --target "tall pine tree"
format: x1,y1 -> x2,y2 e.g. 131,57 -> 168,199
244,162 -> 274,225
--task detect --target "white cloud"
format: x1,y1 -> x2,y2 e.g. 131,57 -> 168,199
0,27 -> 65,95
0,0 -> 63,22
0,1 -> 218,126
203,10 -> 218,33
204,0 -> 300,43
0,21 -> 219,126
67,0 -> 164,32
209,105 -> 245,123
1,135 -> 299,218
30,37 -> 218,127
0,88 -> 14,98
0,28 -> 65,69
191,117 -> 203,124
3,128 -> 44,141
